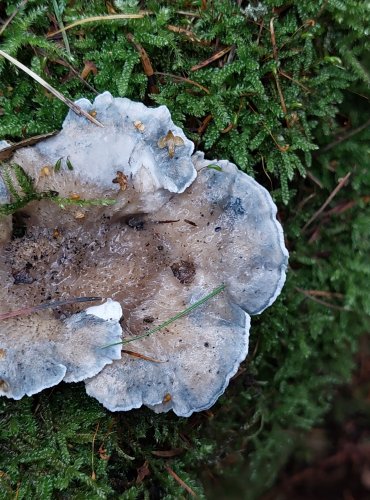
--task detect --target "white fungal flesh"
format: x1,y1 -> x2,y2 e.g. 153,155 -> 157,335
86,299 -> 123,322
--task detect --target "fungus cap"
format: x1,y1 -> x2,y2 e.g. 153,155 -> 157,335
0,300 -> 123,399
0,93 -> 288,415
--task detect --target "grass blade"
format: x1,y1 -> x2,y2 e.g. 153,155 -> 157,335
51,0 -> 71,57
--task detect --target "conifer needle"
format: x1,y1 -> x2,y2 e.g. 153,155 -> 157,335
101,284 -> 226,349
0,297 -> 102,321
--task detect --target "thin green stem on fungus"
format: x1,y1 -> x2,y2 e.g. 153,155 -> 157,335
54,196 -> 116,210
102,284 -> 226,349
0,163 -> 117,215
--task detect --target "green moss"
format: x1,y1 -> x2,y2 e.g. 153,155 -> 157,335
0,0 -> 369,498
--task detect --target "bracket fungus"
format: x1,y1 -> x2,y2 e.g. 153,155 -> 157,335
0,92 -> 288,416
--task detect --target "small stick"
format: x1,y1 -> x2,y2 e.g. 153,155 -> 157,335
126,32 -> 158,94
279,69 -> 311,92
165,466 -> 197,497
0,297 -> 102,321
296,288 -> 351,312
306,171 -> 323,189
0,50 -> 104,128
269,17 -> 288,117
302,172 -> 351,232
324,195 -> 370,216
297,289 -> 344,298
0,0 -> 28,36
315,117 -> 370,155
155,219 -> 180,224
197,114 -> 213,135
121,349 -> 165,363
191,46 -> 232,71
167,25 -> 205,44
155,72 -> 210,94
91,422 -> 100,480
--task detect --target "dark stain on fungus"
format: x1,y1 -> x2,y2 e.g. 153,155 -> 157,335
12,269 -> 34,285
226,197 -> 245,216
170,260 -> 196,284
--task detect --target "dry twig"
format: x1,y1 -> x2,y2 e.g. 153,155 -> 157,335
191,46 -> 232,71
0,0 -> 28,36
302,172 -> 351,232
269,17 -> 288,117
155,72 -> 210,94
165,466 -> 197,497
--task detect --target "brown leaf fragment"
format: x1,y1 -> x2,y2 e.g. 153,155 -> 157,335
126,33 -> 153,77
136,460 -> 151,484
105,1 -> 117,15
133,120 -> 145,132
81,60 -> 98,80
158,131 -> 184,158
162,393 -> 172,403
0,132 -> 57,161
98,445 -> 110,460
151,448 -> 184,458
112,171 -> 128,192
126,32 -> 158,93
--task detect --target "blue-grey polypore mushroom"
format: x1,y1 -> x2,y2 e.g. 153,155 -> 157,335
0,299 -> 122,399
0,92 -> 288,415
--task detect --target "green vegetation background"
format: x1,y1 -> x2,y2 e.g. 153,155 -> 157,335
0,0 -> 369,498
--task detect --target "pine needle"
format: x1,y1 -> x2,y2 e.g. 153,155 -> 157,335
101,284 -> 226,349
0,49 -> 104,127
0,297 -> 102,321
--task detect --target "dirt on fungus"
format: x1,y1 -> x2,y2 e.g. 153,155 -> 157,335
1,177 -> 229,336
